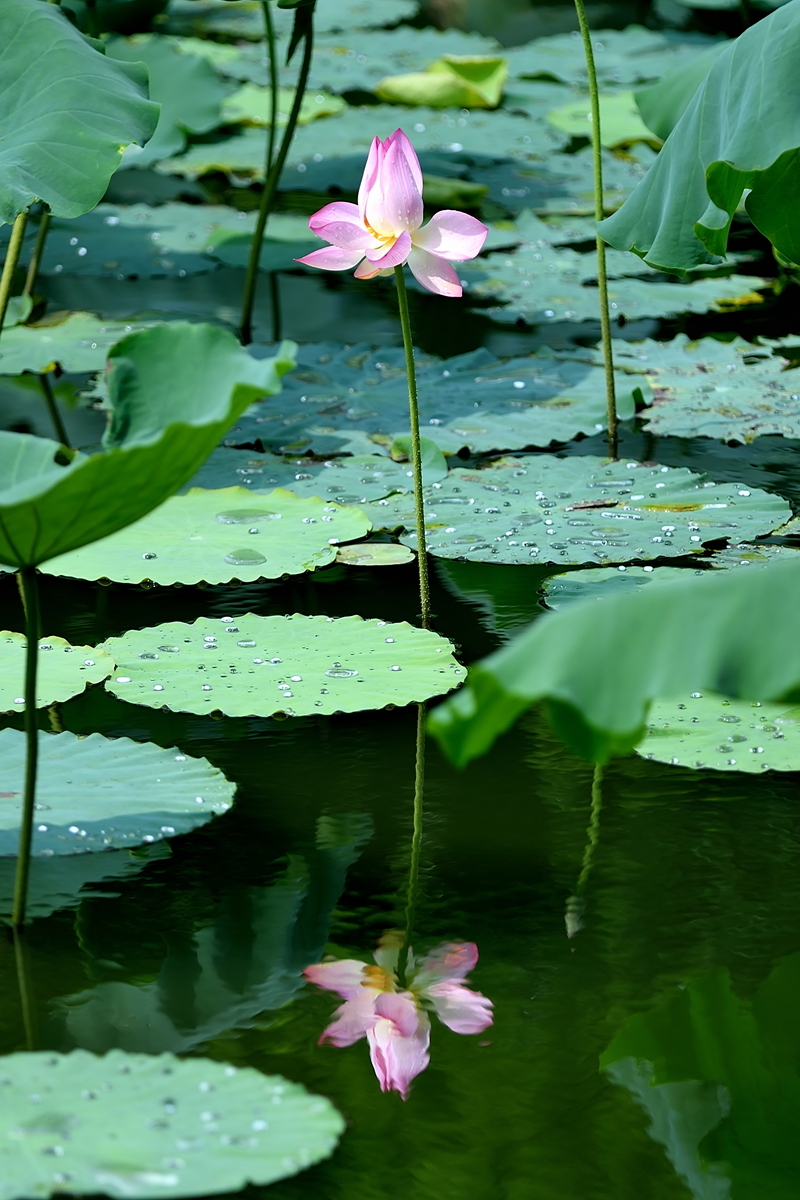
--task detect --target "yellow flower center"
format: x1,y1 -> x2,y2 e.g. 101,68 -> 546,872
361,965 -> 395,992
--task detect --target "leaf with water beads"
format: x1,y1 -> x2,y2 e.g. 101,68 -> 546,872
0,634 -> 113,714
99,614 -> 465,717
364,457 -> 791,567
0,729 -> 234,858
0,1049 -> 343,1198
43,487 -> 370,586
638,693 -> 800,773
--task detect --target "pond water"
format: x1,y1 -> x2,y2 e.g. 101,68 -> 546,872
3,3 -> 800,1195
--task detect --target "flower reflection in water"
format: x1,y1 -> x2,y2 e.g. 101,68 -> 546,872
304,930 -> 493,1099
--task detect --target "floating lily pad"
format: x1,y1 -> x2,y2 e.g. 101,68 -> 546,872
0,312 -> 162,375
365,457 -> 791,566
166,0 -> 418,40
546,90 -> 660,148
336,543 -> 415,567
184,449 -> 447,500
225,342 -> 639,457
0,729 -> 234,856
221,84 -> 346,127
43,487 -> 370,586
638,693 -> 800,772
504,27 -> 722,87
0,1049 -> 344,1198
100,614 -> 465,716
0,634 -> 114,713
610,335 -> 800,442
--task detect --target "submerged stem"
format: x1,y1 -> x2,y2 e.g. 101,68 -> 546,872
565,763 -> 604,939
240,2 -> 315,344
398,702 -> 426,988
12,567 -> 41,931
0,212 -> 29,338
23,210 -> 51,298
394,266 -> 432,630
13,929 -> 37,1050
573,0 -> 618,459
39,372 -> 71,448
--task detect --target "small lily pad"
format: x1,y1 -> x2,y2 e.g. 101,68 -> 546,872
0,312 -> 162,375
0,729 -> 234,856
336,543 -> 415,567
100,614 -> 465,716
0,634 -> 114,713
638,693 -> 800,773
0,1049 -> 343,1198
43,487 -> 370,586
221,83 -> 346,127
546,90 -> 660,148
365,457 -> 791,566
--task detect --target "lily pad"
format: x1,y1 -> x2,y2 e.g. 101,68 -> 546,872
0,1049 -> 344,1197
0,633 -> 114,713
166,0 -> 418,40
0,0 -> 158,222
375,55 -> 509,110
364,457 -> 791,566
638,692 -> 800,772
336,543 -> 415,567
0,729 -> 234,856
99,614 -> 466,716
43,486 -> 370,586
225,342 -> 639,457
611,334 -> 800,443
184,449 -> 447,500
546,90 -> 660,148
220,83 -> 346,127
0,312 -> 163,375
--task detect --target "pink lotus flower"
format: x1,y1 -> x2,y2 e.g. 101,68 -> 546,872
296,129 -> 488,297
303,933 -> 493,1099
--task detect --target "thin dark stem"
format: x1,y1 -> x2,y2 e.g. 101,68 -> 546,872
263,1 -> 279,184
393,266 -> 432,630
269,272 -> 282,342
13,929 -> 37,1049
0,212 -> 28,338
240,3 -> 315,344
398,702 -> 426,989
12,567 -> 41,931
573,0 -> 618,459
23,210 -> 50,298
565,763 -> 603,939
38,372 -> 71,448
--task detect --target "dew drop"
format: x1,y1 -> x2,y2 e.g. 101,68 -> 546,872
224,549 -> 267,566
216,509 -> 276,524
325,668 -> 358,678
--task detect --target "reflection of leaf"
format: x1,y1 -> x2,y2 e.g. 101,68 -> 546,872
99,613 -> 466,717
602,957 -> 800,1198
0,634 -> 114,713
0,0 -> 158,221
0,1049 -> 344,1196
365,457 -> 789,567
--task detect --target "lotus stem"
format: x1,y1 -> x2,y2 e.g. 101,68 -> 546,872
240,0 -> 315,344
13,929 -> 37,1049
23,209 -> 51,297
394,266 -> 432,630
398,702 -> 426,989
12,566 -> 41,931
573,0 -> 618,459
0,212 -> 28,339
38,372 -> 71,448
565,763 -> 603,939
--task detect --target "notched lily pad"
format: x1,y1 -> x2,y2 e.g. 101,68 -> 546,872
0,730 -> 234,857
100,614 -> 466,717
365,457 -> 791,566
0,634 -> 113,713
0,1049 -> 344,1197
44,487 -> 369,585
639,692 -> 800,773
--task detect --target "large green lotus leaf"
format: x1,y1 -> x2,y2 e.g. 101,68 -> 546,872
0,633 -> 114,712
542,546 -> 800,609
634,43 -> 728,142
611,334 -> 800,443
225,343 -> 639,457
157,104 -> 566,180
108,35 -> 228,166
221,83 -> 346,127
99,614 -> 466,716
0,0 -> 158,223
546,90 -> 660,148
0,325 -> 296,567
375,56 -> 509,110
366,457 -> 789,567
504,27 -> 723,87
0,312 -> 162,375
43,486 -> 370,585
166,0 -> 417,40
599,3 -> 800,270
638,692 -> 800,772
468,257 -> 767,326
427,555 -> 800,765
184,448 -> 447,501
0,729 -> 234,856
0,1049 -> 343,1198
